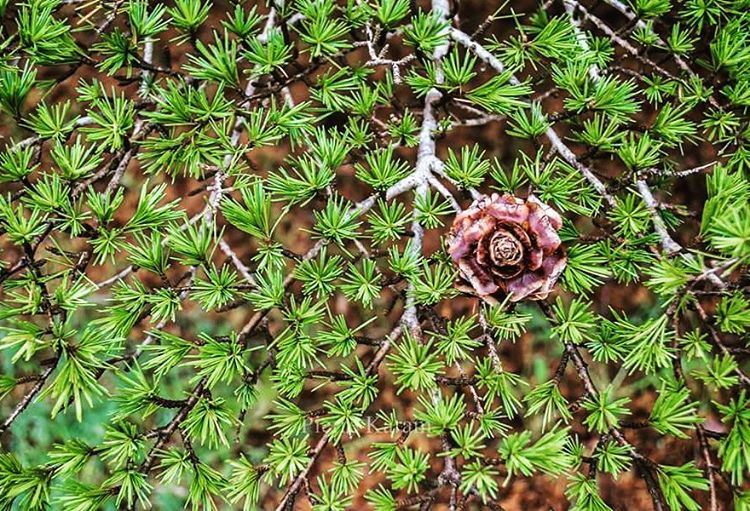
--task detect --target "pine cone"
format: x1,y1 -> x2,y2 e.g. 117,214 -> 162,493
447,193 -> 567,302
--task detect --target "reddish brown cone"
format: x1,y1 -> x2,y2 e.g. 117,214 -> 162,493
447,193 -> 567,302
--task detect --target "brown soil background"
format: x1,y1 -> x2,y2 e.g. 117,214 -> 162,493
0,0 -> 740,509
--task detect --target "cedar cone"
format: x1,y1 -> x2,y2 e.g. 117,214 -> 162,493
447,193 -> 567,302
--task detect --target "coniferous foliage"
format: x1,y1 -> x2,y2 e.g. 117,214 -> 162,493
0,0 -> 749,509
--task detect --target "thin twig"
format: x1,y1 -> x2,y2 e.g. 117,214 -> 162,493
450,28 -> 617,207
